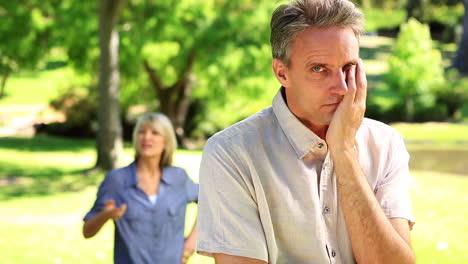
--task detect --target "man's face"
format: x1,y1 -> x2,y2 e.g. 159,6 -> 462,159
273,26 -> 360,131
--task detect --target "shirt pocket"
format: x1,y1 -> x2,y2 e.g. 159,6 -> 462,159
168,204 -> 185,230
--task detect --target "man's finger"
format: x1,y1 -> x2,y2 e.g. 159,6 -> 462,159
345,65 -> 357,104
354,58 -> 367,105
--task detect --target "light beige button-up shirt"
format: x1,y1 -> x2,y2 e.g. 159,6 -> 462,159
197,89 -> 414,264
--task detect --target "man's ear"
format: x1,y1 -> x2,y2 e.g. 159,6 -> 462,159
272,59 -> 290,87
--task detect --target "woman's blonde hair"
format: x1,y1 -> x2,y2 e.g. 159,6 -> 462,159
132,112 -> 177,167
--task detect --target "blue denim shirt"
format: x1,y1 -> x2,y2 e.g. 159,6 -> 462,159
84,162 -> 199,264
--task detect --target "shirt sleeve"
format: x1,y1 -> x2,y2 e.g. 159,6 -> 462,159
184,169 -> 199,203
375,131 -> 415,229
196,137 -> 268,262
83,172 -> 119,221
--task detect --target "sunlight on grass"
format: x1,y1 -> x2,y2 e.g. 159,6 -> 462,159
392,122 -> 468,144
0,146 -> 211,264
0,135 -> 466,264
1,68 -> 79,105
411,171 -> 468,264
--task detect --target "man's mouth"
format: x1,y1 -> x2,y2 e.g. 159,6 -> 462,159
324,102 -> 340,107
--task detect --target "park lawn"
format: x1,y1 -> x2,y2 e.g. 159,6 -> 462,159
391,122 -> 468,146
0,133 -> 467,264
1,68 -> 83,106
410,171 -> 468,264
0,136 -> 210,264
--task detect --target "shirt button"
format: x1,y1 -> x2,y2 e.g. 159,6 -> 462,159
331,250 -> 336,257
323,206 -> 330,214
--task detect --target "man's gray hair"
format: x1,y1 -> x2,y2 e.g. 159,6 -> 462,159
271,0 -> 365,65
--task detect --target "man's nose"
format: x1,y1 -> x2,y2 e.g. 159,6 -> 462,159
330,70 -> 348,95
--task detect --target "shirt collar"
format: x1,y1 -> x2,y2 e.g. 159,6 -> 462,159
127,161 -> 176,187
272,87 -> 325,159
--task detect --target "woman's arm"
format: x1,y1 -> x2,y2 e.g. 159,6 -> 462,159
83,200 -> 127,238
181,215 -> 198,264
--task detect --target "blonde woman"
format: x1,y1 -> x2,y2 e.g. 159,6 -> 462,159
83,113 -> 198,264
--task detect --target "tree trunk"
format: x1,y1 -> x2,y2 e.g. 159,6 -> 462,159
0,69 -> 10,99
405,95 -> 414,122
453,0 -> 468,76
95,0 -> 128,170
361,0 -> 372,10
406,0 -> 423,21
143,49 -> 196,146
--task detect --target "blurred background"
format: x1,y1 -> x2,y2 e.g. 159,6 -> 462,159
0,0 -> 467,263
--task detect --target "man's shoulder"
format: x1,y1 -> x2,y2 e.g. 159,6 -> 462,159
361,118 -> 399,135
359,118 -> 404,146
208,107 -> 275,145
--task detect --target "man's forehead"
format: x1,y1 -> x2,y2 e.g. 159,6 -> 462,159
294,26 -> 359,44
290,26 -> 359,63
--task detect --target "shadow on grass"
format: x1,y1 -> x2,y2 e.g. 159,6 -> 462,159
0,136 -> 95,152
409,148 -> 468,175
0,165 -> 103,200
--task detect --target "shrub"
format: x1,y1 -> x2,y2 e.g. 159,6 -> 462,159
385,18 -> 445,122
435,69 -> 468,120
46,86 -> 97,138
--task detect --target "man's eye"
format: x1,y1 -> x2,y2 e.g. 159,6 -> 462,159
312,66 -> 324,73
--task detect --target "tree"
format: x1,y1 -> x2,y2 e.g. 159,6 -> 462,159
0,1 -> 52,98
49,0 -> 276,146
386,18 -> 444,121
406,0 -> 425,21
117,0 -> 274,144
453,0 -> 468,75
95,0 -> 128,170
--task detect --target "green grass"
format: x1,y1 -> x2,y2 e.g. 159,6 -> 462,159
0,136 -> 211,264
411,171 -> 468,264
391,122 -> 468,145
0,67 -> 89,106
0,135 -> 467,263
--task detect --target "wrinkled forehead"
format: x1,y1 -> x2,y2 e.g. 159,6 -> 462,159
290,26 -> 359,65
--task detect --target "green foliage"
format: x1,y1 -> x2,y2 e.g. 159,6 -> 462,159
45,86 -> 97,138
118,0 -> 277,136
385,18 -> 445,121
46,0 -> 278,137
362,8 -> 406,33
0,1 -> 52,72
50,87 -> 96,127
435,69 -> 468,119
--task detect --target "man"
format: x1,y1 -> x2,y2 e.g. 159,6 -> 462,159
197,0 -> 415,263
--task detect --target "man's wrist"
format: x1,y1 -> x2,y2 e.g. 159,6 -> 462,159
329,144 -> 355,156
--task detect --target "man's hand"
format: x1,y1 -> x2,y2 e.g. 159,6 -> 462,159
104,200 -> 127,220
326,59 -> 415,264
326,58 -> 367,150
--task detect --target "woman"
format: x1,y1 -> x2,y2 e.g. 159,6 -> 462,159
83,113 -> 198,264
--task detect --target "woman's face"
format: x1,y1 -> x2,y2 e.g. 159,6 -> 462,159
136,123 -> 166,159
